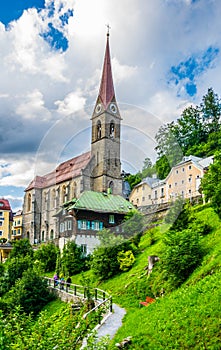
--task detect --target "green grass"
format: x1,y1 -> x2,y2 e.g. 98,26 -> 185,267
71,204 -> 221,349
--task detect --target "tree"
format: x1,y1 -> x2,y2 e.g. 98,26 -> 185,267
124,173 -> 141,190
61,241 -> 88,276
163,228 -> 203,287
6,268 -> 53,315
201,87 -> 221,134
34,242 -> 59,272
201,151 -> 221,218
9,239 -> 33,259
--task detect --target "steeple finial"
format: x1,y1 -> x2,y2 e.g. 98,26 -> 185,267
106,23 -> 111,36
97,28 -> 115,109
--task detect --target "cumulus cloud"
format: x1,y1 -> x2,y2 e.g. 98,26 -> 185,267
1,0 -> 221,211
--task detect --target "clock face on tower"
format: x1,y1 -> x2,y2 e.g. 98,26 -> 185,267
95,103 -> 102,114
109,103 -> 117,114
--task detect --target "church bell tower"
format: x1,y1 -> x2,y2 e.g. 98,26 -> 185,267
91,30 -> 122,195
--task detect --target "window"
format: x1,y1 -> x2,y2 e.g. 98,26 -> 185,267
99,222 -> 103,230
188,177 -> 192,182
60,223 -> 64,233
109,215 -> 115,224
82,220 -> 86,230
81,244 -> 87,255
27,193 -> 31,212
176,170 -> 178,174
68,221 -> 72,230
77,220 -> 81,229
42,231 -> 45,242
154,190 -> 157,199
0,212 -> 2,216
189,189 -> 191,194
0,221 -> 2,226
94,221 -> 100,230
87,221 -> 90,230
142,197 -> 145,202
182,168 -> 185,172
148,194 -> 151,200
189,165 -> 192,170
169,184 -> 172,188
161,188 -> 164,197
91,221 -> 95,230
0,231 -> 2,236
97,120 -> 101,139
175,182 -> 177,186
64,221 -> 67,231
18,229 -> 21,235
182,180 -> 184,184
50,230 -> 54,240
110,121 -> 115,138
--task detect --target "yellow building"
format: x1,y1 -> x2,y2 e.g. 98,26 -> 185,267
129,155 -> 213,208
165,155 -> 213,202
0,199 -> 13,261
129,177 -> 159,207
0,199 -> 13,241
12,210 -> 23,240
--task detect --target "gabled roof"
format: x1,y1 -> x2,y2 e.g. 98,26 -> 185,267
98,33 -> 115,108
67,191 -> 134,214
26,151 -> 91,191
0,199 -> 11,211
133,177 -> 159,190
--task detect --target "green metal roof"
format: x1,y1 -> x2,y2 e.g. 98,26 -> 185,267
68,191 -> 134,214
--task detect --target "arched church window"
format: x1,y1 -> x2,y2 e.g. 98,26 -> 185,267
97,120 -> 101,139
110,121 -> 115,138
27,193 -> 31,212
109,181 -> 114,194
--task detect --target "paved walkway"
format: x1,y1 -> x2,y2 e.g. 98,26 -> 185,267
81,304 -> 126,348
96,303 -> 126,339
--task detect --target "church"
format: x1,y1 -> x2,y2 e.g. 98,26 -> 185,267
22,32 -> 133,248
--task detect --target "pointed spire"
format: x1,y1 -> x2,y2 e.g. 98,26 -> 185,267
98,30 -> 115,109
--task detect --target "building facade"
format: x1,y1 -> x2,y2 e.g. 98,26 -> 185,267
129,155 -> 213,207
22,33 -> 123,245
12,210 -> 23,241
0,199 -> 13,242
56,191 -> 134,253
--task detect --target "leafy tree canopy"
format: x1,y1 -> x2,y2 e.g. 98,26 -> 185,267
9,238 -> 33,259
201,151 -> 221,218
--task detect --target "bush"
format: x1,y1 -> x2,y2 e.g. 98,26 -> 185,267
34,242 -> 59,272
163,228 -> 203,287
6,268 -> 53,315
61,241 -> 88,276
117,250 -> 135,271
91,240 -> 133,280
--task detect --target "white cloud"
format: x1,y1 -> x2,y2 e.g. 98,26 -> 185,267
1,0 -> 221,198
55,90 -> 86,115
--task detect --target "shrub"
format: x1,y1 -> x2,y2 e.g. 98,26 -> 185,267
117,250 -> 135,271
6,268 -> 53,315
34,242 -> 59,272
163,228 -> 203,287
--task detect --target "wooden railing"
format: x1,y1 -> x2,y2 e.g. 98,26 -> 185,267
44,277 -> 112,324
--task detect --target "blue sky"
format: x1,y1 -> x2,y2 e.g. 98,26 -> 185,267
0,0 -> 221,211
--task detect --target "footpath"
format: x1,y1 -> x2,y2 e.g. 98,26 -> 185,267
96,303 -> 126,340
81,303 -> 126,348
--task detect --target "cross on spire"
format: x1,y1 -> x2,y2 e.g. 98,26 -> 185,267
106,23 -> 111,36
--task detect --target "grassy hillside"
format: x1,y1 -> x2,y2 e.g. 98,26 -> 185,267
72,205 -> 221,349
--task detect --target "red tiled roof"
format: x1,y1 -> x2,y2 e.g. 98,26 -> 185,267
25,151 -> 91,191
0,199 -> 12,211
98,34 -> 115,108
